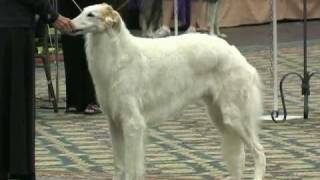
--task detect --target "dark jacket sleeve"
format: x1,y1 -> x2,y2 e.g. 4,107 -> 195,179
16,0 -> 59,24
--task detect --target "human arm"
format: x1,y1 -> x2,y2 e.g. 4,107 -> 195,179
16,0 -> 74,32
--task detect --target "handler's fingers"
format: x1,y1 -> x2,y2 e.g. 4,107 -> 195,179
61,19 -> 74,33
53,15 -> 74,33
65,20 -> 75,32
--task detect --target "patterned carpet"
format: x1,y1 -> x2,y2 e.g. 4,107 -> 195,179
35,39 -> 320,179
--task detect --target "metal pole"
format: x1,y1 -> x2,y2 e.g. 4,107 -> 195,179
302,0 -> 309,119
44,26 -> 58,112
272,0 -> 278,112
303,0 -> 307,78
174,0 -> 179,36
53,0 -> 60,109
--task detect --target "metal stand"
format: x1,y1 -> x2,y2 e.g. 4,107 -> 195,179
38,0 -> 61,112
271,0 -> 320,122
36,26 -> 58,112
52,0 -> 60,111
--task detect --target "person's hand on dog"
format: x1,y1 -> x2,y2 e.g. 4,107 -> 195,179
53,15 -> 74,33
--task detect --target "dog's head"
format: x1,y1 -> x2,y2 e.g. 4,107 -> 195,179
71,3 -> 120,35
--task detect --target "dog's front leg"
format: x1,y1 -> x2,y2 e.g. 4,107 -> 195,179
109,120 -> 126,180
122,113 -> 146,180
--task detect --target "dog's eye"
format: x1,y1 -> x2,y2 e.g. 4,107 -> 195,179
87,12 -> 95,17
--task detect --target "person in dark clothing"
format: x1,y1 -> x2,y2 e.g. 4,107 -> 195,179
0,0 -> 74,179
59,0 -> 108,114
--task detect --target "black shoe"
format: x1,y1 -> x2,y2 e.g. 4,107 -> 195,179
9,174 -> 35,180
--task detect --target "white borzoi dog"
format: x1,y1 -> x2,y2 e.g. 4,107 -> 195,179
71,3 -> 266,180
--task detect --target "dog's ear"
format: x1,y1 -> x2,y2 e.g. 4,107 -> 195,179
103,5 -> 121,31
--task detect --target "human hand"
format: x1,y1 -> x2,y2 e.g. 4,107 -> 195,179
53,15 -> 74,33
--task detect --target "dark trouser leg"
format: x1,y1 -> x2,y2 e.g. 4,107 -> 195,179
3,28 -> 35,178
61,35 -> 97,111
0,28 -> 10,180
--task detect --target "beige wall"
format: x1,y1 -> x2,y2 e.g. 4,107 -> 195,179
219,0 -> 320,27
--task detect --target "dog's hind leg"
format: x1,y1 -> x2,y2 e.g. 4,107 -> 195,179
109,120 -> 126,180
238,113 -> 266,180
219,102 -> 265,180
245,128 -> 266,180
205,99 -> 245,180
240,88 -> 266,180
232,120 -> 265,180
221,131 -> 245,180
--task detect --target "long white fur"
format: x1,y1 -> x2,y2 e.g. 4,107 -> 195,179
71,4 -> 266,180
